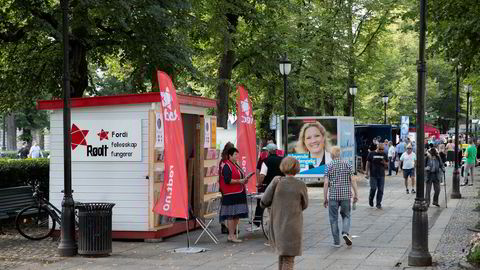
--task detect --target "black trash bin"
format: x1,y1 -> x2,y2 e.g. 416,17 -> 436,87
76,202 -> 115,256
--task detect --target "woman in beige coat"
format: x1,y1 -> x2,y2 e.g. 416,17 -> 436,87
261,157 -> 308,270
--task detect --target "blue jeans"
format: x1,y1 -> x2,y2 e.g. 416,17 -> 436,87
328,199 -> 351,245
388,157 -> 395,175
369,177 -> 385,207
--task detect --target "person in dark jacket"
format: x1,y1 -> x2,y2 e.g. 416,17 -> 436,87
254,143 -> 284,226
425,148 -> 444,207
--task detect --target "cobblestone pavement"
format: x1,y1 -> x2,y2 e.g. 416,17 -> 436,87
431,169 -> 479,270
1,169 -> 479,270
0,224 -> 64,269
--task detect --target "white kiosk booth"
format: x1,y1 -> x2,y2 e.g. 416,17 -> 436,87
38,92 -> 221,239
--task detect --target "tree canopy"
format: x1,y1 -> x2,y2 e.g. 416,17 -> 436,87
0,0 -> 478,137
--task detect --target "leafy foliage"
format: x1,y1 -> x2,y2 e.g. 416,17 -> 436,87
0,158 -> 49,194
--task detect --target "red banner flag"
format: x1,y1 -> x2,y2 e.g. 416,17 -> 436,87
153,71 -> 188,219
236,85 -> 257,194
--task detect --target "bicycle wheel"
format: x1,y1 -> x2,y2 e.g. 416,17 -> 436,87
261,208 -> 270,240
16,205 -> 56,240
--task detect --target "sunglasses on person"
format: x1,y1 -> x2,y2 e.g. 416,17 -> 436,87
407,148 -> 413,150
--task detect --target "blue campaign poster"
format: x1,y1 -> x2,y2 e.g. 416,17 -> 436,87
279,116 -> 354,177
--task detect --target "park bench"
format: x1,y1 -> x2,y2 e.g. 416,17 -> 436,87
0,186 -> 35,232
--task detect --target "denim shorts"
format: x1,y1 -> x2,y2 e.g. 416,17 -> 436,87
403,168 -> 415,178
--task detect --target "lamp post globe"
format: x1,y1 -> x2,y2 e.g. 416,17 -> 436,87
382,95 -> 388,124
279,53 -> 291,155
349,83 -> 357,118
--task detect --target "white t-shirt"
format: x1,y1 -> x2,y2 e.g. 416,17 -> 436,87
29,145 -> 43,158
260,162 -> 268,175
400,152 -> 416,169
388,146 -> 396,158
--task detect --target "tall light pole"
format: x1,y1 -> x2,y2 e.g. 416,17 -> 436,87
279,53 -> 291,156
466,84 -> 472,143
382,94 -> 388,124
2,114 -> 5,151
451,65 -> 462,200
469,95 -> 473,136
349,83 -> 358,174
58,0 -> 77,257
408,0 -> 432,266
349,83 -> 357,119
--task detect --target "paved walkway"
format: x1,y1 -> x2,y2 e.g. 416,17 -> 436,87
1,167 -> 479,270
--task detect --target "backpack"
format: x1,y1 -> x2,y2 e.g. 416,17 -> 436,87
430,158 -> 439,173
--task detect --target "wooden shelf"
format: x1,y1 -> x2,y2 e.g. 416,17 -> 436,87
204,159 -> 218,167
204,176 -> 218,184
203,192 -> 221,202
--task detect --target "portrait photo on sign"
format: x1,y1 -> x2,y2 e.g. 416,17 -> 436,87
287,118 -> 338,176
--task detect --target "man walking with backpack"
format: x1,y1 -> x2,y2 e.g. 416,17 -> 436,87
366,143 -> 388,209
425,148 -> 444,207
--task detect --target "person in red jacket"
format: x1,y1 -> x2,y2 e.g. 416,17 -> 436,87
219,147 -> 250,243
219,142 -> 235,234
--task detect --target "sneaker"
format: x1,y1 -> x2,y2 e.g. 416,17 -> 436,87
411,189 -> 416,194
342,233 -> 352,246
376,205 -> 382,210
406,189 -> 409,194
461,182 -> 468,186
331,243 -> 341,248
369,199 -> 374,207
469,183 -> 474,186
433,203 -> 440,207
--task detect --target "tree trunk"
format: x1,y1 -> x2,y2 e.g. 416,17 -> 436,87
259,83 -> 275,138
6,113 -> 16,150
70,39 -> 88,98
216,50 -> 235,129
216,13 -> 238,129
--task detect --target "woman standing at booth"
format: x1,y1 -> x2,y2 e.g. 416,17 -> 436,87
219,142 -> 235,234
219,147 -> 249,243
261,157 -> 308,270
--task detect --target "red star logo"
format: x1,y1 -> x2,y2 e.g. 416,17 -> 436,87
97,129 -> 109,141
71,124 -> 89,150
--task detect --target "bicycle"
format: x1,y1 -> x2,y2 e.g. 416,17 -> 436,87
15,180 -> 78,240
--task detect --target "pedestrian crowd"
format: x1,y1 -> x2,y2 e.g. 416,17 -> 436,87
217,134 -> 479,270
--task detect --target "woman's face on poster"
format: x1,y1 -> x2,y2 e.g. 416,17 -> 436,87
304,126 -> 324,154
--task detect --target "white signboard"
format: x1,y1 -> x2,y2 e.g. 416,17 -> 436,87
71,120 -> 142,161
155,112 -> 164,148
204,116 -> 211,148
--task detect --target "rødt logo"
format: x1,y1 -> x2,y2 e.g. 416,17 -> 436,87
241,98 -> 250,116
97,129 -> 109,141
161,87 -> 178,121
71,124 -> 89,150
240,98 -> 253,124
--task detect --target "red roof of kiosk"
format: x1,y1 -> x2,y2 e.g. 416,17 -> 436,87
409,123 -> 440,139
37,92 -> 216,110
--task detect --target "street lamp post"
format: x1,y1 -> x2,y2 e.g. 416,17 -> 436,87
279,53 -> 291,156
349,83 -> 357,119
2,114 -> 5,151
469,95 -> 473,136
466,85 -> 472,143
349,83 -> 358,174
382,94 -> 388,124
57,0 -> 77,257
408,0 -> 432,266
451,65 -> 462,200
